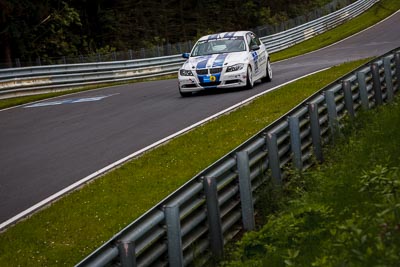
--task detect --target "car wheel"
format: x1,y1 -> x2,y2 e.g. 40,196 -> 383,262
262,59 -> 272,82
179,88 -> 192,97
245,66 -> 254,89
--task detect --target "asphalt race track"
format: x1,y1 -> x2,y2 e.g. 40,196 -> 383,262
1,11 -> 399,225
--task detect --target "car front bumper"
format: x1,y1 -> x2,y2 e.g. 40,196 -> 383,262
178,68 -> 248,93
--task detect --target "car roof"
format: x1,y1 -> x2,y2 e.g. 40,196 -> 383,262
197,31 -> 250,42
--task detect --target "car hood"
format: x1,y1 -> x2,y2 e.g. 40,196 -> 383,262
182,52 -> 248,70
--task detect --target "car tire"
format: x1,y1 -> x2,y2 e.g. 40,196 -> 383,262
245,66 -> 254,89
262,59 -> 272,82
179,89 -> 192,97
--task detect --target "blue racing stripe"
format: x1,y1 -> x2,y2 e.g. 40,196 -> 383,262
223,32 -> 235,38
208,34 -> 220,40
197,55 -> 212,69
198,75 -> 206,83
212,53 -> 228,67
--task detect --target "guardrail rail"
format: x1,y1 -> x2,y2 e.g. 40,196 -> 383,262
0,0 -> 379,99
76,47 -> 400,267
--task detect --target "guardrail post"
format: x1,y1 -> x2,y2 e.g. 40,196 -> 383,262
342,80 -> 355,119
357,71 -> 370,109
325,90 -> 339,135
165,204 -> 184,267
395,52 -> 400,91
308,102 -> 323,162
266,132 -> 282,186
203,176 -> 224,259
384,57 -> 394,102
289,115 -> 303,170
371,63 -> 383,106
236,151 -> 255,231
118,241 -> 136,267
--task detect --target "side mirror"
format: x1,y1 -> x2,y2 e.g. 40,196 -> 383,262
250,45 -> 260,51
182,53 -> 190,59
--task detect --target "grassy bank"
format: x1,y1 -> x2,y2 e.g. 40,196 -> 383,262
224,97 -> 400,266
0,58 -> 370,265
271,0 -> 400,62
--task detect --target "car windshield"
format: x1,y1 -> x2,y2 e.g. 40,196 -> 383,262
191,37 -> 246,57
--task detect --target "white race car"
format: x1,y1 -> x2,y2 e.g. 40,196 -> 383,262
178,31 -> 272,97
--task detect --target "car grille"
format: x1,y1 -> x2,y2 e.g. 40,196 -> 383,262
210,67 -> 222,74
196,69 -> 208,75
182,84 -> 197,88
200,82 -> 221,87
196,67 -> 223,75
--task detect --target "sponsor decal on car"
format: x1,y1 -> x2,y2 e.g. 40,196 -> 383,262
199,73 -> 221,83
251,51 -> 259,73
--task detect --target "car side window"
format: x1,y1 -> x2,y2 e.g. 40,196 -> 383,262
247,34 -> 259,50
250,33 -> 261,46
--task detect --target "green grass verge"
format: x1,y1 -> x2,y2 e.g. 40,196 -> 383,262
0,59 -> 370,266
271,0 -> 400,62
223,94 -> 400,267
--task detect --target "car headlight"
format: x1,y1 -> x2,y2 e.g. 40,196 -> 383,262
180,69 -> 194,76
226,63 -> 244,72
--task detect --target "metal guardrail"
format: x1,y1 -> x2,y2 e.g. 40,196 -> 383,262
0,0 -> 378,99
0,55 -> 184,99
261,0 -> 378,53
76,47 -> 400,266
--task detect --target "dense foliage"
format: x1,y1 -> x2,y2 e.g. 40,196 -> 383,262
0,0 -> 333,66
223,98 -> 400,266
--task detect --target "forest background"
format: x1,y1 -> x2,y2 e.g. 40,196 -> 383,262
0,0 -> 345,67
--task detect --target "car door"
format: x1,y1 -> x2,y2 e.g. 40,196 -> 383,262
250,33 -> 267,79
247,33 -> 265,78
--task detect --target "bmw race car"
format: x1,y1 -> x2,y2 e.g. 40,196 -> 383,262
178,31 -> 272,97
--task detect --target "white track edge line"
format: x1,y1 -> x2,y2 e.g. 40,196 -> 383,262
0,67 -> 330,231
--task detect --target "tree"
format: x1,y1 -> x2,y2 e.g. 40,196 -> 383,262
0,0 -> 336,67
30,1 -> 83,59
0,0 -> 36,67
